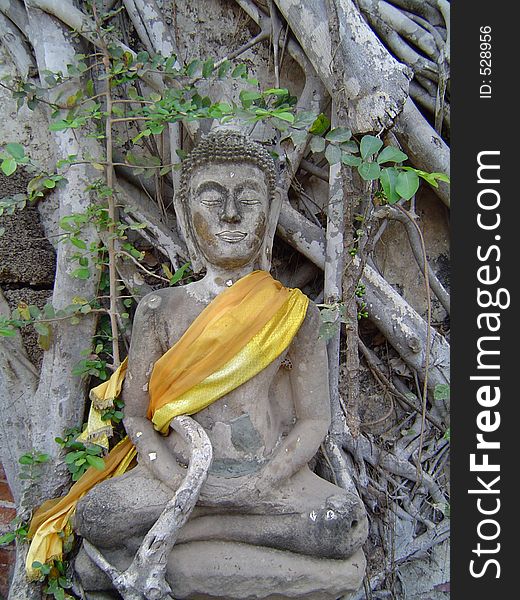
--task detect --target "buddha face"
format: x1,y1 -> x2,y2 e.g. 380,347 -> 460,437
188,162 -> 270,269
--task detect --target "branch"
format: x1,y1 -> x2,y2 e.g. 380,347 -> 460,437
367,12 -> 439,81
375,206 -> 450,314
384,0 -> 444,27
0,0 -> 30,37
359,255 -> 450,402
23,0 -> 100,466
358,0 -> 439,61
409,80 -> 450,131
0,11 -> 36,78
274,0 -> 411,133
394,98 -> 450,207
117,176 -> 186,267
84,416 -> 213,600
0,289 -> 38,503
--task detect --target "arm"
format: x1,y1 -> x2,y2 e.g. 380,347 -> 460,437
256,301 -> 331,486
123,292 -> 186,491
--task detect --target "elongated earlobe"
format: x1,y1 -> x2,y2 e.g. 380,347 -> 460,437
259,187 -> 282,271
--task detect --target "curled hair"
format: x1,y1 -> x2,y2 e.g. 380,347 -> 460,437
178,130 -> 277,207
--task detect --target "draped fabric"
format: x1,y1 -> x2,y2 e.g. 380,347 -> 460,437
25,271 -> 308,579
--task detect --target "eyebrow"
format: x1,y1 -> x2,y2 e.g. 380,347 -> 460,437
195,181 -> 227,195
237,180 -> 263,193
194,179 -> 265,195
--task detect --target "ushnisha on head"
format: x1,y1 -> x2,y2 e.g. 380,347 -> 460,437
175,130 -> 280,273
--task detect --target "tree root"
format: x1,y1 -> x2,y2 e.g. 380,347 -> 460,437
83,415 -> 212,600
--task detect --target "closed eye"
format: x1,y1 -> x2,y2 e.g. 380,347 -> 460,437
239,198 -> 261,206
199,191 -> 223,206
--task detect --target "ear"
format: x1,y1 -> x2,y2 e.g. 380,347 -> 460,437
258,186 -> 283,271
173,188 -> 205,274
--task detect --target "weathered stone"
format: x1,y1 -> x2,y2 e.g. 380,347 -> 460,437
74,132 -> 368,599
0,171 -> 56,286
75,543 -> 366,600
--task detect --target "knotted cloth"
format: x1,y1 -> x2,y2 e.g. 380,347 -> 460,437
25,271 -> 308,579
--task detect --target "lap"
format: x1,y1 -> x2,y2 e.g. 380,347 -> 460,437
77,461 -> 351,519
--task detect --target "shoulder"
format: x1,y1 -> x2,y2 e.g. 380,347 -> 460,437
301,298 -> 321,331
133,286 -> 188,322
291,298 -> 323,345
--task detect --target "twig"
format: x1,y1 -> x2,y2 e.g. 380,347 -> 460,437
359,340 -> 443,431
374,205 -> 450,313
117,249 -> 170,283
95,3 -> 121,368
393,205 -> 432,478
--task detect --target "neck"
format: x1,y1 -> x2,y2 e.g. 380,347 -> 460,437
188,263 -> 263,304
204,263 -> 258,293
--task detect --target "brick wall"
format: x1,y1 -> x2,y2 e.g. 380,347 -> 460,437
0,464 -> 15,599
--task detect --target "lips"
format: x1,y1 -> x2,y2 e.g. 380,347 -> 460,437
216,231 -> 248,242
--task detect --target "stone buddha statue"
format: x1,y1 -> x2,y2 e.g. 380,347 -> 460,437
73,131 -> 368,600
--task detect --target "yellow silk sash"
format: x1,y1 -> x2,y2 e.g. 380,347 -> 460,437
25,271 -> 308,579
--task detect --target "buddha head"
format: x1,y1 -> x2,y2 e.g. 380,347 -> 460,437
176,130 -> 279,273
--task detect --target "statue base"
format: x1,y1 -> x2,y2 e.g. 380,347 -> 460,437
75,540 -> 366,600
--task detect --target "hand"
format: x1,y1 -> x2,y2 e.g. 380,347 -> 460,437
198,473 -> 267,508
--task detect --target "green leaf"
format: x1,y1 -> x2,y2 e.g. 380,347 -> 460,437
263,87 -> 289,96
380,167 -> 400,204
231,63 -> 247,78
272,111 -> 294,123
0,326 -> 16,337
70,237 -> 86,249
396,170 -> 420,200
217,60 -> 231,78
325,127 -> 352,143
43,178 -> 56,189
310,136 -> 326,153
1,158 -> 16,176
5,143 -> 25,160
170,262 -> 191,285
33,322 -> 50,336
202,58 -> 214,78
357,161 -> 381,181
429,172 -> 450,183
325,144 -> 342,165
71,267 -> 90,280
239,90 -> 262,106
340,140 -> 359,153
85,79 -> 95,97
0,532 -> 16,545
19,454 -> 35,465
37,331 -> 52,350
186,59 -> 201,77
289,130 -> 308,145
319,321 -> 338,342
49,120 -> 72,132
292,110 -> 317,130
309,113 -> 330,136
377,146 -> 408,164
320,307 -> 339,323
86,455 -> 105,471
416,170 -> 451,188
341,153 -> 362,167
360,135 -> 383,159
434,384 -> 450,402
148,122 -> 165,135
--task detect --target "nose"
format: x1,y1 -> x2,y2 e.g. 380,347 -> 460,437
221,196 -> 241,224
